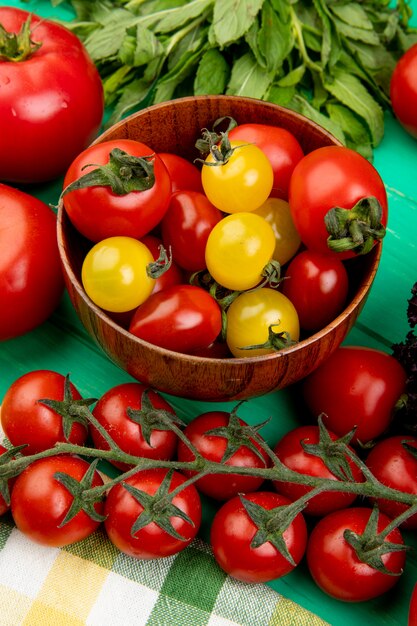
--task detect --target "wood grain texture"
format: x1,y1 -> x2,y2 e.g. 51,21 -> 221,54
57,95 -> 381,401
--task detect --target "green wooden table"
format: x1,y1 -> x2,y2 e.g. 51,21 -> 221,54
1,1 -> 417,624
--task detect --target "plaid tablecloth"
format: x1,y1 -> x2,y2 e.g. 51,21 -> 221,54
0,517 -> 328,626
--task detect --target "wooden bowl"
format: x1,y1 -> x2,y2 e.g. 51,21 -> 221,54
57,95 -> 381,402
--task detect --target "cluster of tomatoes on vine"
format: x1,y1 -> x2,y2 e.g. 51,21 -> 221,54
1,317 -> 417,606
60,115 -> 388,358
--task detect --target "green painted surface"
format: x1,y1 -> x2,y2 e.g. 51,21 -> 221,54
1,1 -> 417,624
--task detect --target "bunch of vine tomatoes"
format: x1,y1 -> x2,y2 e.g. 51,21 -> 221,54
61,117 -> 388,359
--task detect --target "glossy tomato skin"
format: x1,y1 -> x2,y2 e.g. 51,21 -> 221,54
228,123 -> 304,200
63,139 -> 171,242
272,425 -> 363,516
176,411 -> 270,500
91,382 -> 178,471
1,370 -> 87,455
141,234 -> 184,294
104,468 -> 201,559
289,146 -> 388,258
0,184 -> 64,341
306,507 -> 406,602
11,455 -> 105,547
366,435 -> 417,529
161,190 -> 223,272
226,288 -> 300,358
201,140 -> 273,214
129,284 -> 222,354
282,250 -> 349,332
157,152 -> 203,193
210,491 -> 307,583
303,346 -> 407,444
0,7 -> 103,183
390,44 -> 417,139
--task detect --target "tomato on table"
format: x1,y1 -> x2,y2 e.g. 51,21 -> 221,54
161,190 -> 223,272
390,44 -> 417,139
1,370 -> 87,455
201,140 -> 273,214
226,288 -> 300,358
0,184 -> 64,341
228,123 -> 304,200
302,346 -> 407,444
91,382 -> 179,471
289,146 -> 388,258
365,435 -> 417,529
104,468 -> 201,559
129,284 -> 222,354
11,455 -> 105,547
62,139 -> 171,242
306,507 -> 406,602
81,236 -> 156,313
272,425 -> 363,516
282,250 -> 349,332
176,410 -> 270,500
0,7 -> 103,183
205,212 -> 276,291
210,491 -> 307,583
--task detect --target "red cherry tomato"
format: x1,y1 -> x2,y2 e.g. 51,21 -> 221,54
366,435 -> 417,529
161,190 -> 223,272
63,139 -> 171,242
282,250 -> 349,332
228,123 -> 304,200
176,410 -> 270,500
289,146 -> 388,258
390,44 -> 417,139
0,184 -> 64,340
302,346 -> 407,444
1,370 -> 87,455
210,491 -> 307,583
104,468 -> 201,559
306,507 -> 406,602
11,455 -> 104,547
272,425 -> 363,516
129,284 -> 222,354
157,152 -> 203,193
91,382 -> 178,471
0,7 -> 103,183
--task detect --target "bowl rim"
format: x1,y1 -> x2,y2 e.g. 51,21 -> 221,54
57,95 -> 382,367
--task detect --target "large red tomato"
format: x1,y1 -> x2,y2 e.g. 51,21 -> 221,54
0,7 -> 103,183
289,146 -> 388,258
0,184 -> 64,341
390,44 -> 417,139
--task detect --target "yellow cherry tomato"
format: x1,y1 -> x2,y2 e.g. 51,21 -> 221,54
201,140 -> 273,213
81,236 -> 155,313
253,197 -> 301,265
205,212 -> 276,291
226,288 -> 300,358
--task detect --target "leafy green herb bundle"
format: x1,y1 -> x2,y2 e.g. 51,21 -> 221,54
45,0 -> 417,158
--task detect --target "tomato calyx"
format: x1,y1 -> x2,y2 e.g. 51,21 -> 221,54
240,493 -> 306,565
122,469 -> 195,540
195,116 -> 251,166
0,16 -> 41,62
238,323 -> 298,353
324,196 -> 386,255
205,403 -> 269,465
54,458 -> 106,525
195,116 -> 237,158
125,389 -> 185,447
301,416 -> 357,481
0,446 -> 26,506
343,506 -> 409,575
61,148 -> 156,197
38,375 -> 95,442
145,245 -> 173,280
